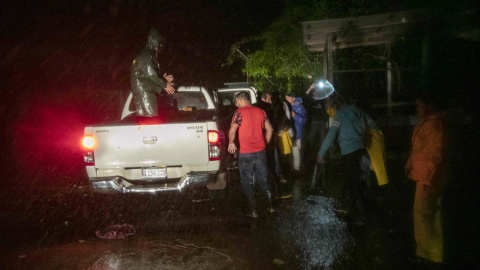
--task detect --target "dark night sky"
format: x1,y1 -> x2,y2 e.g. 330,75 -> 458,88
1,0 -> 285,81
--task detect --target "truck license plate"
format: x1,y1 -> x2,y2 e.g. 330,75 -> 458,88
142,167 -> 167,179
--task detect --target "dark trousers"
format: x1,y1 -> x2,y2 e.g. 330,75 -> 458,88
265,139 -> 278,179
239,150 -> 272,212
305,121 -> 327,166
277,150 -> 293,193
341,149 -> 368,218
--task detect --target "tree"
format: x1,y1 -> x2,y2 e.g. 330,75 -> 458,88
225,13 -> 322,93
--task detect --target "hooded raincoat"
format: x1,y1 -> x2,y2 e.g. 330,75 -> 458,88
407,112 -> 445,263
130,29 -> 168,117
291,97 -> 306,139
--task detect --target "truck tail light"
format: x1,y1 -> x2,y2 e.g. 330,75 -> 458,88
208,131 -> 220,161
208,131 -> 219,144
82,136 -> 95,149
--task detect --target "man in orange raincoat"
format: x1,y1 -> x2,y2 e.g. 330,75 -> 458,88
405,94 -> 446,263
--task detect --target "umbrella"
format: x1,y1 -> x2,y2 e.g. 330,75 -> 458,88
311,79 -> 335,100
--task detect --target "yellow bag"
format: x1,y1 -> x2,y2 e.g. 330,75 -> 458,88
278,129 -> 292,155
366,130 -> 389,185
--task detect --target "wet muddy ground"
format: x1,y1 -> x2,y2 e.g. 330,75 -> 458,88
0,161 -> 446,269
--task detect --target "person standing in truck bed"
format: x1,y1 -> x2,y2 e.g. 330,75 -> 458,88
131,28 -> 175,117
228,91 -> 274,217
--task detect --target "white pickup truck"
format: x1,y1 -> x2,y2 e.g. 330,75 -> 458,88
82,86 -> 226,194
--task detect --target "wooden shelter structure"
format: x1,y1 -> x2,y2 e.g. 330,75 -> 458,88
302,10 -> 423,115
302,9 -> 479,117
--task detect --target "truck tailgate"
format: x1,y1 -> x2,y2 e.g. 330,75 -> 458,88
93,123 -> 209,168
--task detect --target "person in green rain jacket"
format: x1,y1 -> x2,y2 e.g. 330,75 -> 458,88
131,29 -> 175,117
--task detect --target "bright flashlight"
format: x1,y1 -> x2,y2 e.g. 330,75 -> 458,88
318,82 -> 325,88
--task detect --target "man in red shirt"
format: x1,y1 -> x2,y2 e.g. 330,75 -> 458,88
228,91 -> 274,217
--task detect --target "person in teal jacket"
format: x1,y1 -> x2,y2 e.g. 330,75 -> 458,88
317,93 -> 378,225
131,29 -> 175,117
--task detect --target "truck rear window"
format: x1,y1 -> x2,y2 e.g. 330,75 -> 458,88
122,90 -> 218,125
173,92 -> 209,110
129,92 -> 209,111
125,91 -> 214,123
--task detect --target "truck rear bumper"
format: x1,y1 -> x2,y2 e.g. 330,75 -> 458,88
89,171 -> 217,194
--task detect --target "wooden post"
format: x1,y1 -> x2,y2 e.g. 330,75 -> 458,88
327,33 -> 334,83
323,37 -> 328,79
386,43 -> 392,116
